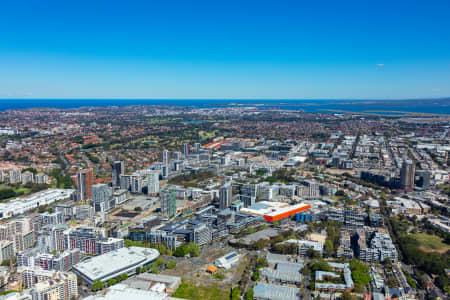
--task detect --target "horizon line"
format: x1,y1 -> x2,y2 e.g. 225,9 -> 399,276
0,97 -> 449,101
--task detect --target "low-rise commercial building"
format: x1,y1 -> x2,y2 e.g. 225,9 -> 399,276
82,284 -> 180,300
214,252 -> 240,269
0,189 -> 74,219
253,282 -> 300,300
72,247 -> 159,286
260,262 -> 303,285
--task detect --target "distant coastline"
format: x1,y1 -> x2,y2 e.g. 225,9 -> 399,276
0,98 -> 449,115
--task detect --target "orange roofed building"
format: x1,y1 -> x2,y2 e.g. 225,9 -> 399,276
263,203 -> 311,222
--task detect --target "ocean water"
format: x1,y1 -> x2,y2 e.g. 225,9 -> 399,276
0,99 -> 449,115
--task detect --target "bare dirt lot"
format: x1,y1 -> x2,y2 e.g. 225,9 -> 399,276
162,244 -> 248,289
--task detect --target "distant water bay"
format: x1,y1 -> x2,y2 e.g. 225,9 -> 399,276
0,99 -> 449,115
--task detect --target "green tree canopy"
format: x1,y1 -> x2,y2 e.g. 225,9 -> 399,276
92,280 -> 104,292
231,287 -> 240,300
166,260 -> 177,269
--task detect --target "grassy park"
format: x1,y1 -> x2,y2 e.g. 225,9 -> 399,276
410,233 -> 450,253
172,280 -> 230,300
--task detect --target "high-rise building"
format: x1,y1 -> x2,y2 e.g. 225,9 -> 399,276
92,183 -> 114,213
77,169 -> 93,202
301,180 -> 320,198
40,211 -> 64,226
219,183 -> 232,210
38,225 -> 68,253
160,187 -> 176,218
146,170 -> 160,196
64,227 -> 123,255
220,155 -> 231,166
162,149 -> 170,165
162,165 -> 169,179
256,182 -> 272,201
173,151 -> 183,161
415,169 -> 431,190
95,238 -> 124,255
130,173 -> 143,194
18,248 -> 80,272
34,173 -> 49,185
183,143 -> 190,156
9,169 -> 21,184
21,171 -> 34,184
241,184 -> 256,207
400,160 -> 415,191
111,161 -> 124,189
0,240 -> 14,262
20,268 -> 78,300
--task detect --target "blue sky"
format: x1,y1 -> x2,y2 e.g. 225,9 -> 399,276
1,0 -> 449,99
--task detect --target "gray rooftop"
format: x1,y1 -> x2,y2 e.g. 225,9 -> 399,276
123,273 -> 181,291
253,282 -> 300,300
260,262 -> 303,283
73,247 -> 159,282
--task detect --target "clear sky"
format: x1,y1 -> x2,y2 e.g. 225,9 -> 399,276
1,0 -> 449,99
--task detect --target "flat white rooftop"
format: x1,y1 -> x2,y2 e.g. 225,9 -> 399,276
83,284 -> 171,300
0,189 -> 74,218
73,247 -> 159,282
264,203 -> 309,217
240,201 -> 288,216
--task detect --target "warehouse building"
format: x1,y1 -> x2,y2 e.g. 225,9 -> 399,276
214,252 -> 240,269
72,247 -> 159,286
83,284 -> 182,300
260,262 -> 303,285
253,282 -> 300,300
0,189 -> 74,219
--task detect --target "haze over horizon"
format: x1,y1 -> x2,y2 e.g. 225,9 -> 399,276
1,0 -> 450,100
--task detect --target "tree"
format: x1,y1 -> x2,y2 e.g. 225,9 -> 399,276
252,270 -> 260,281
353,283 -> 365,293
256,257 -> 268,268
134,206 -> 142,212
0,189 -> 16,200
174,243 -> 200,257
187,242 -> 200,257
245,288 -> 254,300
324,239 -> 334,257
107,279 -> 117,287
231,287 -> 240,300
256,169 -> 267,176
120,273 -> 128,281
151,264 -> 159,274
335,190 -> 347,197
310,259 -> 332,272
271,242 -> 297,255
22,167 -> 38,175
155,257 -> 165,266
383,258 -> 392,269
349,260 -> 371,286
342,291 -> 356,300
92,280 -> 104,292
166,260 -> 176,269
136,266 -> 141,274
173,246 -> 188,257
